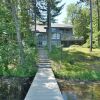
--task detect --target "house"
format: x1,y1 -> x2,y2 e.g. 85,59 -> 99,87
31,23 -> 84,47
36,23 -> 73,46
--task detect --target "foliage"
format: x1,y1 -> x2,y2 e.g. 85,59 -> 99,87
0,0 -> 64,77
64,3 -> 90,42
0,0 -> 38,77
84,31 -> 100,48
49,46 -> 100,81
37,0 -> 64,23
0,39 -> 37,77
73,7 -> 90,41
64,0 -> 100,47
64,3 -> 78,23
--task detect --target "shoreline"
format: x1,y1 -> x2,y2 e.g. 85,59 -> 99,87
57,78 -> 100,90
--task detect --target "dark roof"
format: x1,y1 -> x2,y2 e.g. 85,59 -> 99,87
31,23 -> 73,33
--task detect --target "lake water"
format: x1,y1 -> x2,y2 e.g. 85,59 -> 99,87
0,77 -> 100,100
0,77 -> 33,100
61,83 -> 100,100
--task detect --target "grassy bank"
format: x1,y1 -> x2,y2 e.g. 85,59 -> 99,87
49,45 -> 100,81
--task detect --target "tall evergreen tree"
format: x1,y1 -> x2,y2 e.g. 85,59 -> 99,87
80,0 -> 100,31
37,0 -> 64,23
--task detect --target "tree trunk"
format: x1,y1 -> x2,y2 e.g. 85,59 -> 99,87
10,0 -> 25,66
96,0 -> 100,31
90,0 -> 93,52
47,2 -> 51,52
32,0 -> 37,46
34,0 -> 37,47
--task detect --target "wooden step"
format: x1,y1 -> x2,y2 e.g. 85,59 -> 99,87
39,61 -> 51,63
38,63 -> 51,65
38,64 -> 51,68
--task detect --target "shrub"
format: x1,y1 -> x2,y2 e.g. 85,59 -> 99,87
83,31 -> 100,48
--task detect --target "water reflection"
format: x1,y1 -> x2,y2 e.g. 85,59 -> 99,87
0,77 -> 33,100
61,84 -> 100,100
62,91 -> 77,100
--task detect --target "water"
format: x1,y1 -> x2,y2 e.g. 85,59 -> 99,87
1,77 -> 100,100
0,77 -> 33,100
61,83 -> 100,100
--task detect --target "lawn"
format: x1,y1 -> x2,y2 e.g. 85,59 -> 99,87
49,45 -> 100,81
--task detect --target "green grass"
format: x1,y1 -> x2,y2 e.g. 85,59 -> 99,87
49,45 -> 100,81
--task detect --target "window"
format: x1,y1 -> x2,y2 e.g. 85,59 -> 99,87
51,28 -> 56,33
52,33 -> 60,39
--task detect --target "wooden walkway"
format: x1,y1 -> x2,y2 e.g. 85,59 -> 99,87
24,48 -> 63,100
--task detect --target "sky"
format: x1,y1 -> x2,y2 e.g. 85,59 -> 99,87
56,0 -> 79,24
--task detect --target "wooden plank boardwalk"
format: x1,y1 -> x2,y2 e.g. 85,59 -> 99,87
24,48 -> 63,100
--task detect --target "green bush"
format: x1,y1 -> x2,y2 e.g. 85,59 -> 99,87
83,31 -> 100,48
0,40 -> 37,77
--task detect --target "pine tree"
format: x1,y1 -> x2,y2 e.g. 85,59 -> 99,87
37,0 -> 64,23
